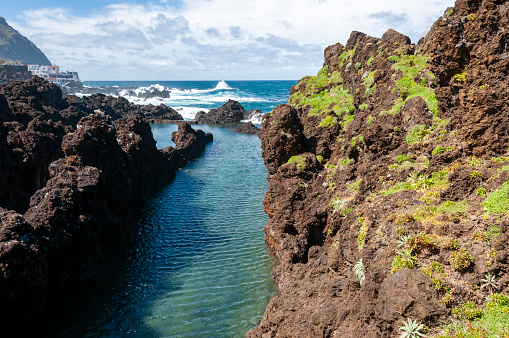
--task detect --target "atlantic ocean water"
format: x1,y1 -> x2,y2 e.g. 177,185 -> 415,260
43,80 -> 296,337
80,80 -> 296,118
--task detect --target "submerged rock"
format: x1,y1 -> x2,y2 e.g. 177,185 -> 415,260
234,121 -> 262,137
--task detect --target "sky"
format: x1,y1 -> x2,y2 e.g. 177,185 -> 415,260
3,0 -> 456,81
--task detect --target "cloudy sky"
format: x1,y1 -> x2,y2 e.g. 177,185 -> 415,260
4,0 -> 455,81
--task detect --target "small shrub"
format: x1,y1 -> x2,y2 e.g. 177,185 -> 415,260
391,248 -> 418,273
440,237 -> 460,250
367,115 -> 375,125
355,62 -> 362,69
452,302 -> 483,320
472,230 -> 490,243
476,187 -> 486,198
449,248 -> 474,272
432,146 -> 445,156
320,115 -> 338,128
360,103 -> 368,110
453,70 -> 467,82
399,318 -> 426,338
367,56 -> 375,66
353,258 -> 365,284
349,178 -> 362,191
330,197 -> 345,211
469,171 -> 483,178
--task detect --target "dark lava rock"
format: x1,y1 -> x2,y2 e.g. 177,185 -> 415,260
0,77 -> 212,337
195,99 -> 246,124
234,121 -> 262,137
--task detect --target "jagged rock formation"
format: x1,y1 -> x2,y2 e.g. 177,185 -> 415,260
234,121 -> 262,137
0,65 -> 32,85
195,99 -> 262,124
251,0 -> 509,337
0,78 -> 211,336
0,17 -> 51,65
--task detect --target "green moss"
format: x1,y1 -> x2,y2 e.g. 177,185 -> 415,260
484,180 -> 509,216
391,53 -> 438,116
319,115 -> 338,128
288,66 -> 355,120
395,154 -> 409,163
287,155 -> 306,170
406,124 -> 432,145
380,182 -> 412,196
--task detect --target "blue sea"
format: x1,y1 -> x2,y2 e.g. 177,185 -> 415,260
42,80 -> 296,337
80,80 -> 297,120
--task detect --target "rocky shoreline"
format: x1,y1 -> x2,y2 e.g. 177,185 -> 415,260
250,0 -> 509,336
0,77 -> 212,336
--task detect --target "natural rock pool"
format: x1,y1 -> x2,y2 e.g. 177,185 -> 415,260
45,123 -> 275,337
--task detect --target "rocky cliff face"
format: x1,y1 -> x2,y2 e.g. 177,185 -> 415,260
0,78 -> 211,336
252,0 -> 509,336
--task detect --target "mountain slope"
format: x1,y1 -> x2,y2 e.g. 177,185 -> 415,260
251,0 -> 509,336
0,17 -> 51,65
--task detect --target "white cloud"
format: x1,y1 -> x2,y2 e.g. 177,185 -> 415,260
9,0 -> 455,80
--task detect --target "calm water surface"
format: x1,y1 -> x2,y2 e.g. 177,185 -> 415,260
48,124 -> 276,337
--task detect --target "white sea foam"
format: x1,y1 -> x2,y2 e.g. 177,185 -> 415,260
173,107 -> 209,120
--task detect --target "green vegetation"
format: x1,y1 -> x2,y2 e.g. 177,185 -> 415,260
453,69 -> 467,82
367,56 -> 375,66
316,155 -> 324,163
287,155 -> 306,170
349,178 -> 362,191
353,259 -> 365,284
452,302 -> 483,320
391,248 -> 418,273
319,115 -> 338,127
359,103 -> 368,111
399,318 -> 426,338
396,154 -> 409,163
446,8 -> 454,16
358,216 -> 368,250
406,124 -> 432,145
388,52 -> 438,116
449,248 -> 474,272
483,180 -> 509,216
439,294 -> 509,337
367,115 -> 375,125
289,63 -> 355,129
467,13 -> 476,21
432,146 -> 444,156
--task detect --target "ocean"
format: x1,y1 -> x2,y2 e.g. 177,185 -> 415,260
78,80 -> 297,120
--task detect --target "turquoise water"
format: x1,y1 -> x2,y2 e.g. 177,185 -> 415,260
44,124 -> 276,337
41,80 -> 296,337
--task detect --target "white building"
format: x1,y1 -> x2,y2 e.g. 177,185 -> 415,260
27,64 -> 81,86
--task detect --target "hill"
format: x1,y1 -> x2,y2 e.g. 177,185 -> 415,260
0,17 -> 51,65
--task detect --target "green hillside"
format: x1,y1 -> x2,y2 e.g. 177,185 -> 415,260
0,17 -> 51,65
